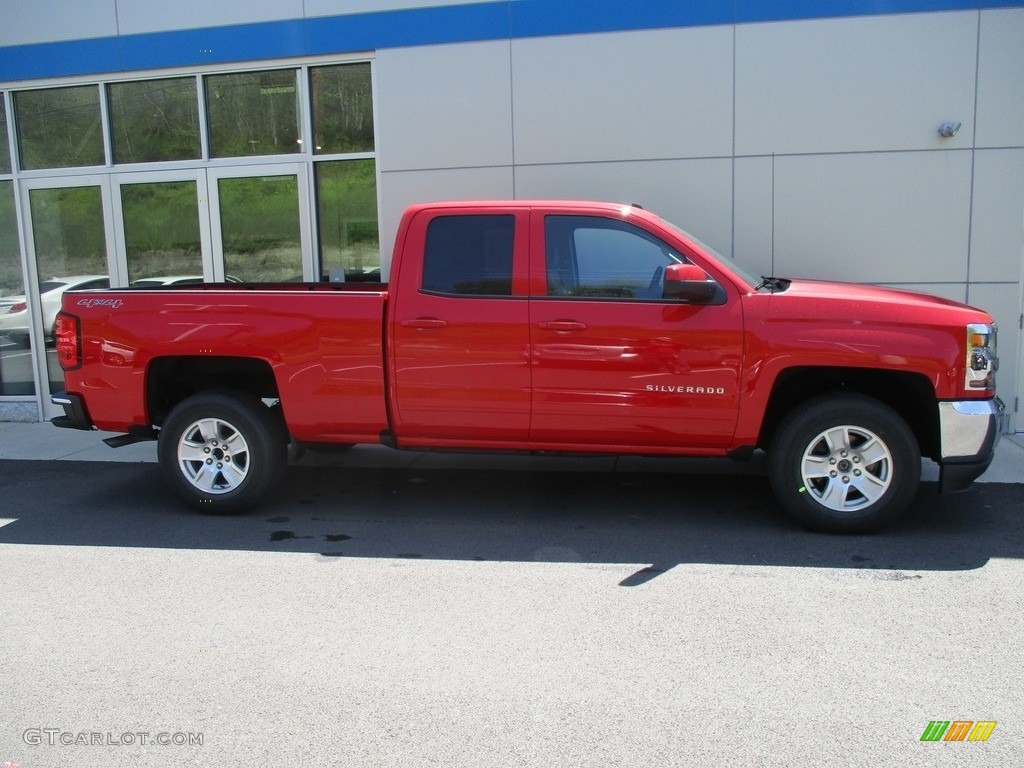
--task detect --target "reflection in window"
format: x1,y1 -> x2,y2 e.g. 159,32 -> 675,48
0,98 -> 10,174
219,175 -> 302,282
423,215 -> 514,296
0,180 -> 31,394
29,187 -> 108,282
27,186 -> 110,392
122,181 -> 202,283
109,78 -> 201,164
15,86 -> 104,170
311,63 -> 374,154
0,182 -> 18,297
545,216 -> 681,299
206,70 -> 301,158
316,159 -> 379,281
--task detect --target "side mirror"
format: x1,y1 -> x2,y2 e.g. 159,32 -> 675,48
663,263 -> 718,302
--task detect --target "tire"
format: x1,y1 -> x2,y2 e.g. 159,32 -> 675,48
158,391 -> 287,514
768,394 -> 920,533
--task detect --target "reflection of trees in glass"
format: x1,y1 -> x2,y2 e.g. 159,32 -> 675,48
0,182 -> 21,295
15,86 -> 104,170
311,63 -> 374,154
0,181 -> 29,394
109,78 -> 201,164
122,181 -> 202,281
0,99 -> 11,174
316,159 -> 379,278
206,70 -> 301,158
29,186 -> 108,280
219,176 -> 302,282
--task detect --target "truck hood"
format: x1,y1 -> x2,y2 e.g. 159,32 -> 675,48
771,278 -> 990,324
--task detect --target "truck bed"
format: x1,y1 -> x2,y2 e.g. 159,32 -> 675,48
62,283 -> 391,442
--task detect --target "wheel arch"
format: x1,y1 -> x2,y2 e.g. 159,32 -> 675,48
757,367 -> 939,460
146,356 -> 280,428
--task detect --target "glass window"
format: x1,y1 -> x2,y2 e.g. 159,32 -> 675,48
218,175 -> 302,282
315,159 -> 379,281
0,98 -> 11,174
29,187 -> 109,281
310,63 -> 374,154
422,215 -> 514,296
0,180 -> 30,394
27,186 -> 110,391
109,78 -> 201,164
205,70 -> 301,158
545,216 -> 682,299
15,86 -> 104,170
121,181 -> 202,283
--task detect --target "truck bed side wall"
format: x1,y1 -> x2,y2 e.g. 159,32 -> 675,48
62,289 -> 390,441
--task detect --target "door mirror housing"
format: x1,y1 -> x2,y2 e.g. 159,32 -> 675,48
663,263 -> 720,303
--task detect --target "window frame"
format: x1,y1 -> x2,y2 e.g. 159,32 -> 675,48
0,55 -> 381,408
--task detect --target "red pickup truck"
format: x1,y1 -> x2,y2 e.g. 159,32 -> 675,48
51,200 -> 1002,532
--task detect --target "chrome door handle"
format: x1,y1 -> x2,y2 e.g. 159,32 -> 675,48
538,320 -> 587,332
402,318 -> 448,329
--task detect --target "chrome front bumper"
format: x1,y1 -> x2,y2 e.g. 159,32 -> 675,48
937,398 -> 1004,493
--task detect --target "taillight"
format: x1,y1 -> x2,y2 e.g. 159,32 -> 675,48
8,300 -> 26,314
54,313 -> 81,371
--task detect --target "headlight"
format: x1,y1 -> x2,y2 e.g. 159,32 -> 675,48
965,322 -> 997,391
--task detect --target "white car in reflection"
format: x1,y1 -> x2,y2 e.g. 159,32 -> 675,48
0,275 -> 110,348
129,275 -> 241,288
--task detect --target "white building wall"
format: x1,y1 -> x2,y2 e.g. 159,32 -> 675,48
0,0 -> 120,45
1,1 -> 1022,427
374,9 -> 1024,429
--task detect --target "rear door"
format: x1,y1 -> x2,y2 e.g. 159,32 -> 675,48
389,207 -> 531,443
529,210 -> 744,449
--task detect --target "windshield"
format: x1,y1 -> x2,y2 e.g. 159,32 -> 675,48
664,222 -> 760,289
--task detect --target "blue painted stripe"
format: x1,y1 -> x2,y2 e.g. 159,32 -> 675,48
119,20 -> 307,72
305,3 -> 512,55
1,0 -> 1021,83
735,0 -> 1019,23
0,36 -> 122,81
510,0 -> 735,38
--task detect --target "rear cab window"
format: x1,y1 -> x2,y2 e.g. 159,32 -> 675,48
422,215 -> 515,297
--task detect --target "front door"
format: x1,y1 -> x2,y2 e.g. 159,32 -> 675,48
530,213 -> 744,450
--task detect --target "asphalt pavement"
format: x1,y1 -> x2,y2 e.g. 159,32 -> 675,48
1,420 -> 1021,768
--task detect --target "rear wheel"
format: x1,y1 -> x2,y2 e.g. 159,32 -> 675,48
768,394 -> 920,533
158,391 -> 286,514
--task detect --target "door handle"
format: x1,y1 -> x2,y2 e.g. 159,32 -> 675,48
538,320 -> 588,332
401,318 -> 448,329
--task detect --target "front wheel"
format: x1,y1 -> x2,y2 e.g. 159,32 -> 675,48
158,391 -> 286,514
768,394 -> 920,533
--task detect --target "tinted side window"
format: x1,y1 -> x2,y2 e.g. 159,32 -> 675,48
422,215 -> 514,296
546,215 -> 682,299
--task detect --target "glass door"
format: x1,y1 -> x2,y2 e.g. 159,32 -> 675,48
18,176 -> 115,415
207,164 -> 313,282
111,171 -> 212,287
0,179 -> 31,397
1016,272 -> 1023,434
